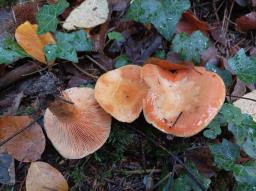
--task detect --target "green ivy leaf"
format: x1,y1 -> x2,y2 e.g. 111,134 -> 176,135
0,38 -> 28,64
44,30 -> 92,63
228,48 -> 256,84
233,162 -> 256,185
203,117 -> 222,139
205,62 -> 232,88
126,0 -> 190,40
153,50 -> 166,59
220,103 -> 244,125
171,31 -> 209,64
171,161 -> 211,191
107,32 -> 124,42
208,139 -> 240,171
115,55 -> 129,68
36,0 -> 69,34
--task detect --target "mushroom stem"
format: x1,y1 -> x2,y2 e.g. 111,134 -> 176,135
48,94 -> 78,120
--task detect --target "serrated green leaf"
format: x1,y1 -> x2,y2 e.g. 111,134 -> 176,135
220,103 -> 244,125
107,32 -> 124,42
228,48 -> 256,84
126,0 -> 190,40
36,0 -> 69,34
44,30 -> 92,63
209,139 -> 240,171
171,161 -> 211,191
115,55 -> 129,68
205,62 -> 232,88
203,117 -> 222,139
153,50 -> 166,59
171,31 -> 209,64
233,162 -> 256,185
0,38 -> 28,64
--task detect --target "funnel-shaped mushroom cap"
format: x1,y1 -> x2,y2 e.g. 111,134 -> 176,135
142,64 -> 225,137
44,87 -> 111,159
26,162 -> 68,191
95,65 -> 148,123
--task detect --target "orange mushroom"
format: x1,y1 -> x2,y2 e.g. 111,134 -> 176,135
145,57 -> 194,71
15,21 -> 55,64
26,161 -> 68,191
0,116 -> 45,162
142,64 -> 225,137
95,65 -> 148,123
44,87 -> 111,159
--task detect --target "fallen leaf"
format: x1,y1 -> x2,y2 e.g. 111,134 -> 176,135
26,161 -> 69,191
63,0 -> 109,30
233,90 -> 256,122
253,0 -> 256,6
210,23 -> 228,46
15,21 -> 55,64
176,11 -> 209,35
201,47 -> 218,65
236,12 -> 256,32
230,80 -> 247,101
0,116 -> 45,162
235,0 -> 249,6
0,153 -> 15,185
109,0 -> 129,11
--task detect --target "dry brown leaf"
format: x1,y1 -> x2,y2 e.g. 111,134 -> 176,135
63,0 -> 109,30
176,11 -> 209,35
26,162 -> 69,191
15,21 -> 55,64
236,12 -> 256,32
0,116 -> 45,162
233,90 -> 256,122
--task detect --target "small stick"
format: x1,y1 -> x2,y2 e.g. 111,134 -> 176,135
55,95 -> 74,105
0,115 -> 43,148
171,112 -> 183,128
85,55 -> 108,72
226,94 -> 256,102
71,62 -> 99,79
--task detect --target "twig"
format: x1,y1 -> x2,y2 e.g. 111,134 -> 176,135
55,95 -> 74,105
71,62 -> 99,79
213,0 -> 220,22
123,124 -> 207,191
85,55 -> 108,72
0,115 -> 43,148
226,95 -> 256,102
115,169 -> 161,175
171,112 -> 183,128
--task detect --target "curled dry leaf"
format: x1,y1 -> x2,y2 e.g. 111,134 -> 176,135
44,87 -> 111,159
26,161 -> 68,191
236,12 -> 256,32
142,64 -> 226,137
95,65 -> 148,123
63,0 -> 109,30
176,11 -> 209,35
0,116 -> 45,162
15,21 -> 55,64
233,90 -> 256,122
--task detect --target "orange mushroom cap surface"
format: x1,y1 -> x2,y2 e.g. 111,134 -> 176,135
142,64 -> 225,137
44,87 -> 111,159
26,161 -> 68,191
0,116 -> 45,162
95,65 -> 148,123
15,21 -> 55,64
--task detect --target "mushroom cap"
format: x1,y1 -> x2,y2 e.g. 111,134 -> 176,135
145,57 -> 194,70
44,87 -> 111,159
142,64 -> 225,137
15,21 -> 55,64
95,65 -> 148,123
26,161 -> 68,191
0,116 -> 45,162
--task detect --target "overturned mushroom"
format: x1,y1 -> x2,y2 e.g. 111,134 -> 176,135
26,161 -> 68,191
15,21 -> 55,64
142,64 -> 225,137
95,65 -> 148,123
44,87 -> 111,159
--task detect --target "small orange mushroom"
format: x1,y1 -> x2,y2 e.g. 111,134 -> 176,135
44,87 -> 111,159
142,64 -> 225,137
26,161 -> 68,191
145,57 -> 194,71
15,21 -> 55,64
95,65 -> 148,123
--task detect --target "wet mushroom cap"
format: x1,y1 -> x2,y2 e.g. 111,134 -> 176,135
44,87 -> 111,159
95,65 -> 148,123
142,64 -> 225,137
26,161 -> 68,191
